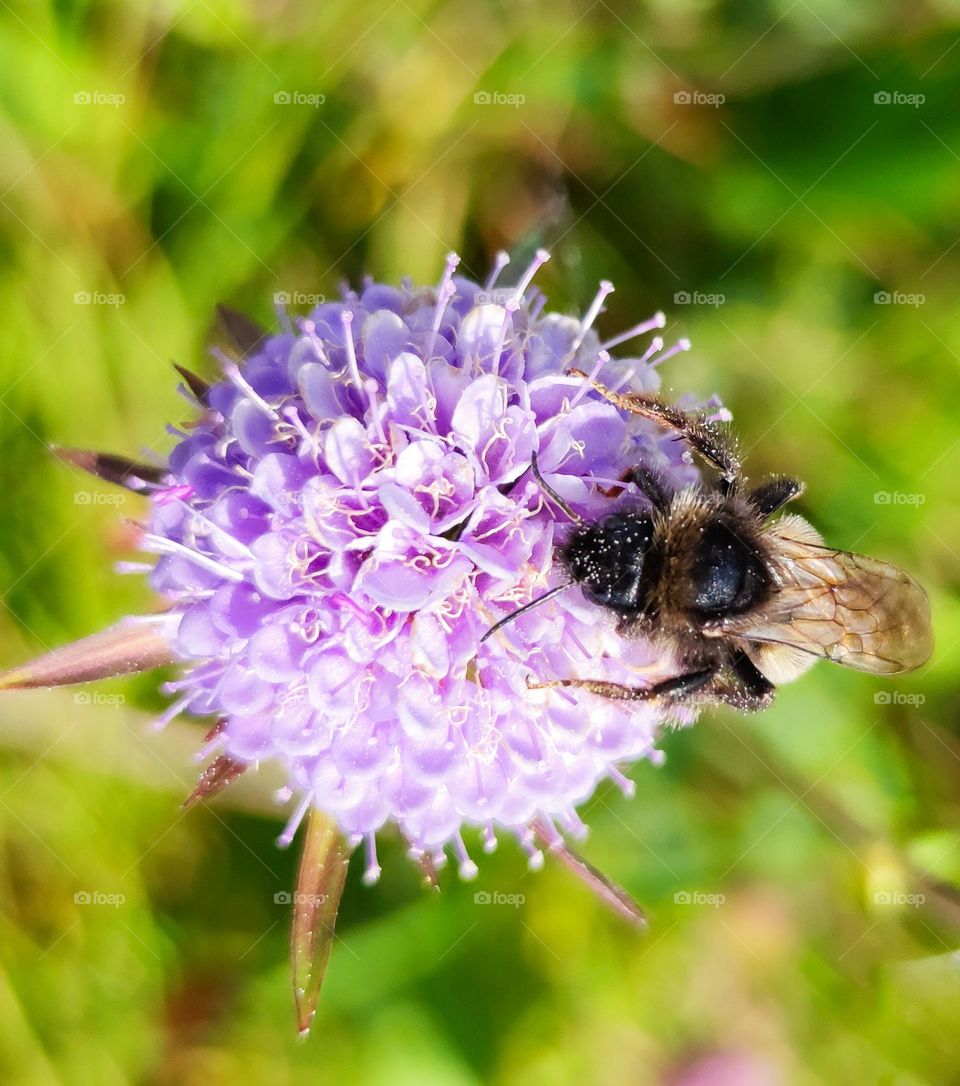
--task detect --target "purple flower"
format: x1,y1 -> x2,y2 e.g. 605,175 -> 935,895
146,252 -> 704,865
2,249 -> 720,1030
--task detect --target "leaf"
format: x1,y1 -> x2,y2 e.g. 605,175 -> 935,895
291,808 -> 351,1036
51,446 -> 169,493
182,753 -> 248,808
418,852 -> 441,891
532,818 -> 647,929
172,363 -> 212,406
215,304 -> 268,358
0,617 -> 175,691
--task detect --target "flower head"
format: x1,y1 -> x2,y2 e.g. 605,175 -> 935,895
144,250 -> 706,874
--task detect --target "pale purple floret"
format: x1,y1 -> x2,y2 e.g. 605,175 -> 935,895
143,251 -> 713,877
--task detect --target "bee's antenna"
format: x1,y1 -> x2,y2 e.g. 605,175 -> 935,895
479,583 -> 572,644
530,451 -> 583,524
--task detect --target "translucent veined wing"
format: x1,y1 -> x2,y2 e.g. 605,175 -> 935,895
723,515 -> 932,675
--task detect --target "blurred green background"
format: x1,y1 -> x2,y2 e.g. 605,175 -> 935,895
1,1 -> 960,1083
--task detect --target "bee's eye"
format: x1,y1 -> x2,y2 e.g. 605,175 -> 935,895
691,522 -> 766,615
564,513 -> 654,613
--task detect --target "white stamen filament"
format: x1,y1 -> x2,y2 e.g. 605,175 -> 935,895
520,830 -> 545,871
115,561 -> 154,574
558,810 -> 589,840
607,336 -> 664,394
151,693 -> 194,732
277,792 -> 314,848
362,832 -> 382,885
484,250 -> 510,291
511,248 -> 550,305
340,310 -> 364,398
649,337 -> 691,369
601,310 -> 666,351
141,534 -> 247,582
426,252 -> 461,361
282,405 -> 319,454
364,379 -> 387,445
300,320 -> 332,366
491,296 -> 520,376
608,766 -> 636,798
176,499 -> 253,559
220,357 -> 281,421
454,834 -> 478,880
572,280 -> 614,351
567,349 -> 610,409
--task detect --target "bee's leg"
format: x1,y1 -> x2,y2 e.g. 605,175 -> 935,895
567,370 -> 741,493
527,667 -> 717,702
746,477 -> 804,518
622,463 -> 671,511
710,651 -> 777,711
530,450 -> 583,524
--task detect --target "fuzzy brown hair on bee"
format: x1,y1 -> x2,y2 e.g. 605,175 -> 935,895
486,370 -> 933,713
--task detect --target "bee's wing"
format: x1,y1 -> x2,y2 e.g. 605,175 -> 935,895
724,517 -> 933,675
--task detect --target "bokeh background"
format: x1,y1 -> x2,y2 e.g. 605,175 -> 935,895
1,2 -> 959,1083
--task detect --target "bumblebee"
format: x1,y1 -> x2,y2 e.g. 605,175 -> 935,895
486,371 -> 933,711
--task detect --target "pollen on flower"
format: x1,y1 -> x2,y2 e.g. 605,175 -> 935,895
116,252 -> 712,876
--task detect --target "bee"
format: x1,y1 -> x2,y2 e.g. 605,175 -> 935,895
484,370 -> 933,711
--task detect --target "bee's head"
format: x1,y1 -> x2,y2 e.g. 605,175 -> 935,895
687,519 -> 768,617
562,512 -> 655,613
